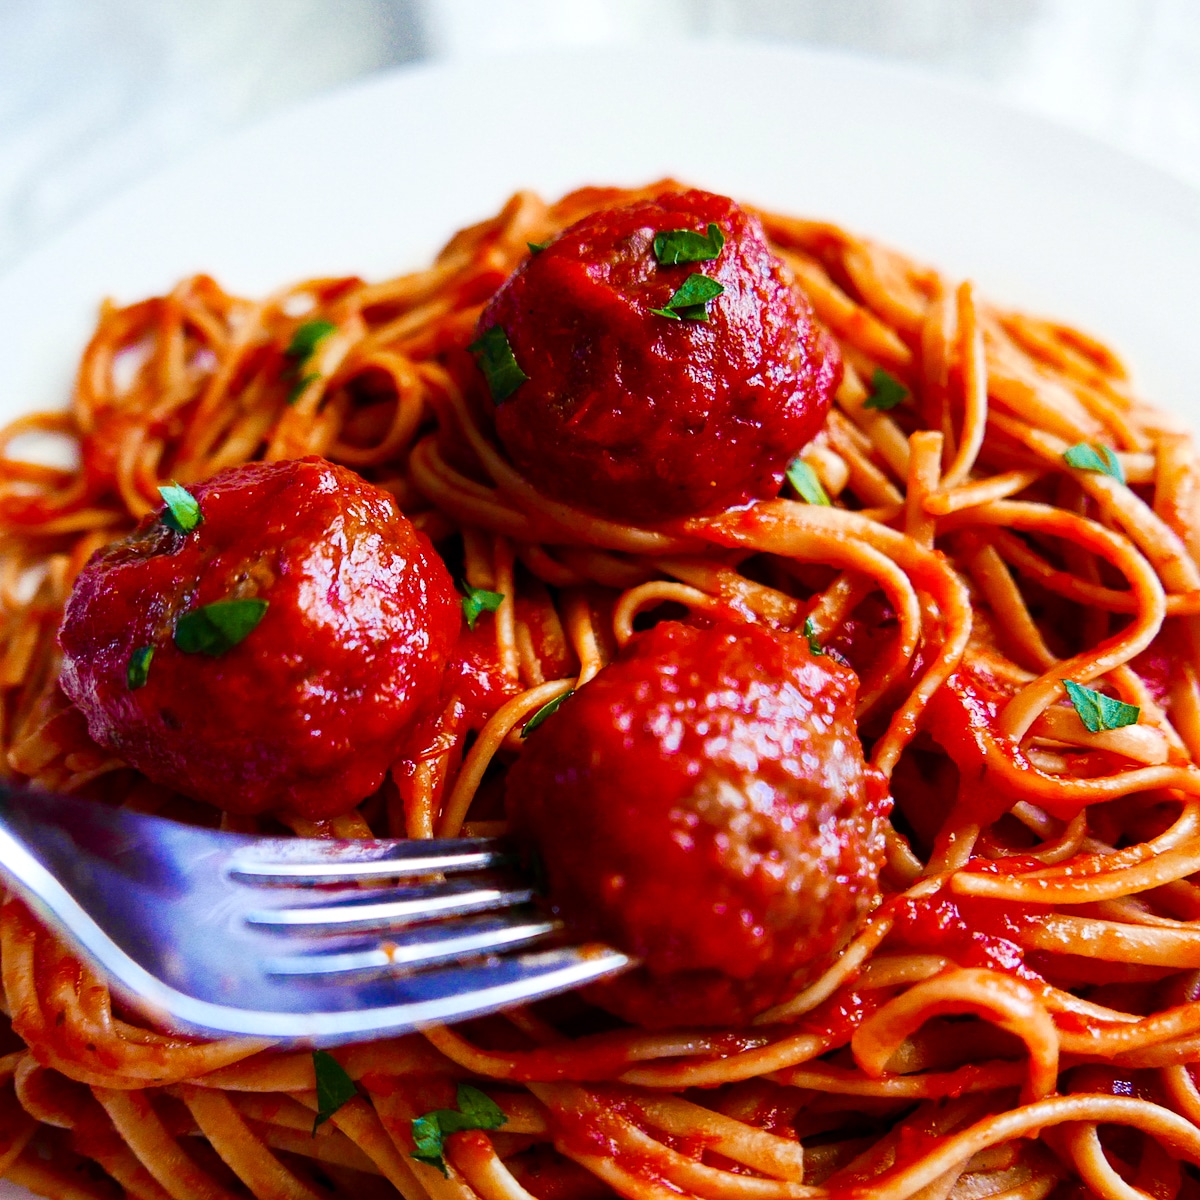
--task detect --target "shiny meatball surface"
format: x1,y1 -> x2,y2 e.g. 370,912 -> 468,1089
479,189 -> 840,524
505,621 -> 882,1027
58,457 -> 459,817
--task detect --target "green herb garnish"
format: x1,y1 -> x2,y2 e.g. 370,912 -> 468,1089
411,1083 -> 507,1176
468,326 -> 528,403
286,320 -> 336,362
1063,679 -> 1140,733
863,368 -> 909,412
653,223 -> 725,266
126,646 -> 154,690
1063,443 -> 1125,484
527,241 -> 548,255
649,273 -> 724,321
462,586 -> 504,631
786,459 -> 831,506
286,372 -> 320,406
158,483 -> 202,534
803,617 -> 825,656
282,321 -> 335,403
523,689 -> 574,737
174,599 -> 268,657
312,1050 -> 357,1134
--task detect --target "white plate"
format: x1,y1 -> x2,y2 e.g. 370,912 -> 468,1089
2,42 -> 1200,1195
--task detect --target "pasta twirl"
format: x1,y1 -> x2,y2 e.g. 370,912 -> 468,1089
1,183 -> 1200,1200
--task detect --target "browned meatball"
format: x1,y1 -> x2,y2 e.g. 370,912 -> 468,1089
58,457 -> 460,818
505,620 -> 883,1027
477,189 -> 841,523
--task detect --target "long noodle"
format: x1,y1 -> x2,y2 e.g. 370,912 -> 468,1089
2,183 -> 1200,1200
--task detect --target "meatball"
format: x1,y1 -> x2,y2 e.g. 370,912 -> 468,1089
505,621 -> 882,1027
477,189 -> 840,524
58,457 -> 460,818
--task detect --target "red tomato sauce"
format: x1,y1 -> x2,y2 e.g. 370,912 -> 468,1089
888,890 -> 1048,980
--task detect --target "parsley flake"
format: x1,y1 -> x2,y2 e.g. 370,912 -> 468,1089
286,320 -> 336,363
462,586 -> 504,631
786,459 -> 831,506
126,646 -> 154,690
863,368 -> 909,412
1063,443 -> 1125,484
312,1050 -> 357,1134
174,599 -> 268,657
649,273 -> 724,321
411,1083 -> 507,1176
287,372 -> 321,406
469,326 -> 528,403
158,483 -> 202,534
282,321 -> 335,402
527,241 -> 548,255
523,689 -> 574,737
1063,679 -> 1140,733
803,617 -> 824,656
653,223 -> 725,266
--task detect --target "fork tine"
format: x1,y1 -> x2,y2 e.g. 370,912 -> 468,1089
281,945 -> 633,1042
0,784 -> 637,1044
228,836 -> 509,884
244,877 -> 535,932
261,912 -> 559,977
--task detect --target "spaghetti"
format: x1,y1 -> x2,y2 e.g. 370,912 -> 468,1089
1,182 -> 1200,1200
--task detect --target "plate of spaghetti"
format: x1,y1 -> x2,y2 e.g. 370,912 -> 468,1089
3,40 -> 1200,1200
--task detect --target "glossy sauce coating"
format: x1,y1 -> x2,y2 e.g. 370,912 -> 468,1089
58,457 -> 459,817
479,189 -> 840,523
505,620 -> 882,1027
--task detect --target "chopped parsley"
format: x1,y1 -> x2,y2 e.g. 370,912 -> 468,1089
1063,679 -> 1140,733
158,483 -> 202,534
286,372 -> 320,406
863,368 -> 909,412
523,689 -> 574,737
1063,442 -> 1125,484
282,320 -> 335,404
653,223 -> 725,266
461,586 -> 504,631
786,458 -> 831,506
469,326 -> 528,403
312,1050 -> 357,1134
649,273 -> 724,321
527,241 -> 548,255
126,646 -> 154,690
411,1083 -> 507,1176
803,617 -> 824,656
174,599 -> 268,657
286,320 -> 336,363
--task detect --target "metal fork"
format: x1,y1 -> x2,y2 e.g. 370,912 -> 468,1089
0,784 -> 630,1045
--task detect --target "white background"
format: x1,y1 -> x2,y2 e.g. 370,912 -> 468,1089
2,0 -> 1200,275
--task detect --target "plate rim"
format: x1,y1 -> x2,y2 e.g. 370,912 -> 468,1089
3,38 -> 1199,292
